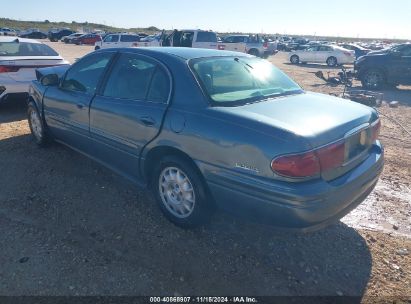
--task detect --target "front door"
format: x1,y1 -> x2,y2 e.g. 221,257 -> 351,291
43,51 -> 115,151
89,52 -> 171,180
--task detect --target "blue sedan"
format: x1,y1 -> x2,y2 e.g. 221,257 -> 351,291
27,47 -> 383,230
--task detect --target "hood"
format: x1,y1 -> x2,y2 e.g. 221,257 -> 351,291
213,92 -> 377,148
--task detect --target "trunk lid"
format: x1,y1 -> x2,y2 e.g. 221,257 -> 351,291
214,92 -> 379,180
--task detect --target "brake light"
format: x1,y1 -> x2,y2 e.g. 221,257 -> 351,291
132,43 -> 139,47
370,119 -> 381,142
271,151 -> 320,178
271,140 -> 346,178
0,65 -> 20,73
218,44 -> 225,50
263,42 -> 268,49
316,140 -> 345,172
343,51 -> 352,56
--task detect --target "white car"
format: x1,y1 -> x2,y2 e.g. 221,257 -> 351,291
288,45 -> 355,66
94,33 -> 140,50
0,37 -> 69,103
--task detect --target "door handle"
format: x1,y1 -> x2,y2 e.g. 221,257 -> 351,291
139,116 -> 156,126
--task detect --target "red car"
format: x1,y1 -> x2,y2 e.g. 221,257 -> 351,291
73,34 -> 101,45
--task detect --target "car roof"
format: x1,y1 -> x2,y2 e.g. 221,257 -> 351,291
0,36 -> 42,44
98,47 -> 251,60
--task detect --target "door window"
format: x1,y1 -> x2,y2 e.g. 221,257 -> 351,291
180,32 -> 194,47
120,35 -> 140,42
196,32 -> 217,43
103,53 -> 170,103
61,52 -> 113,94
104,35 -> 119,43
318,46 -> 331,51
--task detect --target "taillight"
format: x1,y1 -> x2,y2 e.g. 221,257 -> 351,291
370,119 -> 381,142
218,44 -> 225,50
316,140 -> 345,172
343,51 -> 352,56
132,43 -> 139,47
271,140 -> 346,178
263,42 -> 268,49
271,151 -> 320,178
0,65 -> 20,73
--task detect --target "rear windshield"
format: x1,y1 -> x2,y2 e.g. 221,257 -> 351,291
196,32 -> 218,43
190,57 -> 303,106
0,42 -> 59,56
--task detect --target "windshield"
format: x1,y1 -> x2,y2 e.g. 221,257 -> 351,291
190,57 -> 303,106
0,41 -> 59,56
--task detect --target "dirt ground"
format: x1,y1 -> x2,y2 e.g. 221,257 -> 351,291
0,41 -> 410,301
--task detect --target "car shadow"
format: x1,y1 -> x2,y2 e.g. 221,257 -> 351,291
0,98 -> 27,124
0,134 -> 372,299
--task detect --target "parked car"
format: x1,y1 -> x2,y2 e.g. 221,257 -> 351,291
19,30 -> 47,39
0,28 -> 17,36
61,33 -> 84,44
0,37 -> 68,103
94,33 -> 139,50
220,35 -> 274,58
161,29 -> 218,49
289,45 -> 355,66
339,43 -> 370,59
28,48 -> 383,230
48,29 -> 74,42
72,33 -> 102,45
355,43 -> 411,89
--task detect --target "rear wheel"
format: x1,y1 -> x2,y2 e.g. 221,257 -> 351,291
248,49 -> 260,57
290,55 -> 299,64
326,56 -> 337,67
95,46 -> 100,50
27,102 -> 50,146
361,69 -> 385,90
152,156 -> 213,228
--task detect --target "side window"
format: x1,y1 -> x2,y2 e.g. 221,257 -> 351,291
196,32 -> 217,43
103,53 -> 157,100
181,31 -> 194,47
61,52 -> 113,94
400,46 -> 411,56
319,46 -> 331,51
147,68 -> 170,103
120,35 -> 140,42
224,36 -> 234,43
104,35 -> 119,43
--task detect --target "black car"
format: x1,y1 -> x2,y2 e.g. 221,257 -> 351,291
19,31 -> 47,39
355,43 -> 411,89
340,44 -> 370,59
48,29 -> 74,42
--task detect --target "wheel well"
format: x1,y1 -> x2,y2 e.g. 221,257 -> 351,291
144,146 -> 201,183
248,48 -> 259,56
143,146 -> 215,204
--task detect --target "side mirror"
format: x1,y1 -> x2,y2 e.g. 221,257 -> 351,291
40,73 -> 59,86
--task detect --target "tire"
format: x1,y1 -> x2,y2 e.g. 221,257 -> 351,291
152,155 -> 213,228
361,69 -> 385,90
248,49 -> 260,57
326,56 -> 338,67
95,46 -> 100,50
290,55 -> 299,64
27,102 -> 50,146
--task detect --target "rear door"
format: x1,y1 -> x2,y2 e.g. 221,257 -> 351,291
89,52 -> 171,180
102,34 -> 119,49
43,51 -> 115,152
193,31 -> 218,49
316,45 -> 333,63
119,34 -> 140,47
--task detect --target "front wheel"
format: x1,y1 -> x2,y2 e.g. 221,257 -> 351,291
290,55 -> 299,64
248,49 -> 260,57
152,156 -> 213,228
28,102 -> 50,146
361,69 -> 385,90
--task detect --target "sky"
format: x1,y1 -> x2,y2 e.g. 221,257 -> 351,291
2,0 -> 411,39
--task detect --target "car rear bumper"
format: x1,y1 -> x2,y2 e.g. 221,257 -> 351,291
199,142 -> 383,231
0,77 -> 30,101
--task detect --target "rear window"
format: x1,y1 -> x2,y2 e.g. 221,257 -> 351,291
191,57 -> 302,106
0,42 -> 59,56
196,32 -> 217,43
120,35 -> 140,42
